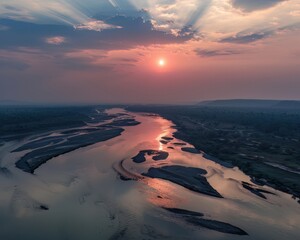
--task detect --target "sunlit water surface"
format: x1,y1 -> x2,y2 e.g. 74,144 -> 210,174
0,109 -> 299,240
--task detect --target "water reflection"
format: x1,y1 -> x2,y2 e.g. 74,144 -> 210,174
0,109 -> 299,240
116,110 -> 300,240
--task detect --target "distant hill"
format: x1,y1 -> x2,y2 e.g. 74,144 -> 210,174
198,99 -> 300,109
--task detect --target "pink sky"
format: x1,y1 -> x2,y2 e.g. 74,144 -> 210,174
0,0 -> 299,103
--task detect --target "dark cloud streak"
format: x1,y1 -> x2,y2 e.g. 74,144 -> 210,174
232,0 -> 286,12
195,49 -> 242,57
220,31 -> 272,44
220,23 -> 300,44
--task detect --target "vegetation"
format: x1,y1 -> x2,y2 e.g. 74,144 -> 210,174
0,105 -> 108,141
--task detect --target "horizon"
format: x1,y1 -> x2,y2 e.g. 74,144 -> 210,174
0,0 -> 300,103
1,98 -> 300,107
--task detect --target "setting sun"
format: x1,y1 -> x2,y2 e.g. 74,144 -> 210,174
158,59 -> 166,67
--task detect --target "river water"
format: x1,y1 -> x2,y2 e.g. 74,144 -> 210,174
0,109 -> 299,240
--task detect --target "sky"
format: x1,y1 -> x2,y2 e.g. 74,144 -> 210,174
0,0 -> 299,104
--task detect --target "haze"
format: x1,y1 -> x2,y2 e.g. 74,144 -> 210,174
0,0 -> 300,104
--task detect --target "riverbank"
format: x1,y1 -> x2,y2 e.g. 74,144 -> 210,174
127,105 -> 300,200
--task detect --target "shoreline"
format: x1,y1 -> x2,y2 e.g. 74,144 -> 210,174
126,105 -> 300,200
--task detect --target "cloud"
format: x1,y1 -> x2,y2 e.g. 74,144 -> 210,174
231,0 -> 286,12
220,31 -> 273,44
1,0 -> 299,45
195,48 -> 241,57
74,20 -> 121,32
0,17 -> 193,51
290,10 -> 300,17
220,23 -> 300,44
108,0 -> 118,8
128,0 -> 212,36
45,36 -> 66,45
0,0 -> 122,31
114,57 -> 138,63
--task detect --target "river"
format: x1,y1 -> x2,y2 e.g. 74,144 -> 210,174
0,108 -> 299,240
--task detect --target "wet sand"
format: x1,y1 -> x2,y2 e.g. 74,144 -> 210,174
143,165 -> 222,198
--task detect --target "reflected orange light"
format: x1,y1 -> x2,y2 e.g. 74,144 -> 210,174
145,178 -> 182,208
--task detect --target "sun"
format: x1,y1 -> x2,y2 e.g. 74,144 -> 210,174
158,58 -> 166,67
